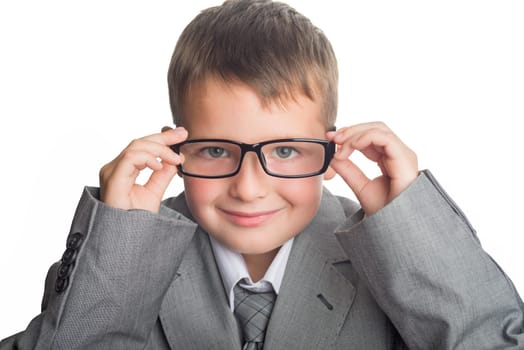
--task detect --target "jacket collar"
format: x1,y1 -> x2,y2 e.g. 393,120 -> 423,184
159,188 -> 357,349
159,226 -> 242,349
264,188 -> 357,349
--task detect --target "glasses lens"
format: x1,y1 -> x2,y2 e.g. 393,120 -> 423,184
261,141 -> 326,176
179,141 -> 241,177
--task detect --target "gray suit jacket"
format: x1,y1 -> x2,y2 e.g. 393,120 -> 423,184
1,170 -> 523,349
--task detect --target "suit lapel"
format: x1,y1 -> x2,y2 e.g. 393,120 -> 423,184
158,227 -> 242,349
158,189 -> 357,349
265,189 -> 357,349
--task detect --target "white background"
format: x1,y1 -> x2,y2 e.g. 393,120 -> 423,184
1,0 -> 522,337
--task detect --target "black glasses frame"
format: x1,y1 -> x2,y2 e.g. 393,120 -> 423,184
171,138 -> 336,179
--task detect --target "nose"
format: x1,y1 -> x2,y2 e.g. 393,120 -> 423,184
228,152 -> 270,201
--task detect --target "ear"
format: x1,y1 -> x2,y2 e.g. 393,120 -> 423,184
323,166 -> 336,180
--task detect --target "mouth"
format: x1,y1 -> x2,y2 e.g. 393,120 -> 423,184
219,208 -> 282,227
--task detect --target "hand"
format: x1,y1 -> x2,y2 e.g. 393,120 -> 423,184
99,126 -> 187,212
327,122 -> 418,216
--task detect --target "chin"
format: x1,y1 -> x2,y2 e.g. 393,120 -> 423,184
226,236 -> 283,256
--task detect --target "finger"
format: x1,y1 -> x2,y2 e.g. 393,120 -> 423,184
334,142 -> 354,160
100,153 -> 154,189
327,130 -> 354,160
135,126 -> 188,147
144,161 -> 179,198
328,126 -> 366,160
329,157 -> 370,197
99,161 -> 116,185
350,129 -> 395,162
354,129 -> 418,185
357,144 -> 384,163
329,127 -> 387,161
351,128 -> 399,153
331,125 -> 417,182
101,151 -> 162,207
331,122 -> 393,148
351,129 -> 415,168
100,135 -> 185,198
326,130 -> 337,139
108,150 -> 160,186
126,139 -> 182,166
336,127 -> 404,164
99,161 -> 116,200
333,122 -> 391,139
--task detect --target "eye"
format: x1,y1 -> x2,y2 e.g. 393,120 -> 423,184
202,146 -> 229,158
273,146 -> 298,159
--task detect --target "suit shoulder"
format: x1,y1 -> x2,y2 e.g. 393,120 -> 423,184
322,187 -> 360,220
334,195 -> 360,219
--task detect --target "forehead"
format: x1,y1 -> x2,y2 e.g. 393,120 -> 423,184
183,78 -> 326,142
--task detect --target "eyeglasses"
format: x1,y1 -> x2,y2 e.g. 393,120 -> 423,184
171,138 -> 335,179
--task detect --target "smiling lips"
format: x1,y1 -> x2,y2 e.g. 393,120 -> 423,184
220,208 -> 282,227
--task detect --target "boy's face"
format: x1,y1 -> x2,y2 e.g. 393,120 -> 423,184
182,78 -> 331,261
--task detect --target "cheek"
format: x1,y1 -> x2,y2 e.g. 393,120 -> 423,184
183,178 -> 223,213
277,176 -> 324,208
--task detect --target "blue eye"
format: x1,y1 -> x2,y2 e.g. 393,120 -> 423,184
274,146 -> 298,159
203,147 -> 228,158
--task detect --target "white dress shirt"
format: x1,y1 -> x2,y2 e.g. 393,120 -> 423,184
209,235 -> 294,311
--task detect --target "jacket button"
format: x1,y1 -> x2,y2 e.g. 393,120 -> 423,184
61,248 -> 77,265
55,277 -> 69,293
57,262 -> 73,279
67,232 -> 84,249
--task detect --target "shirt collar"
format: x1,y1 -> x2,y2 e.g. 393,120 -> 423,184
209,235 -> 294,311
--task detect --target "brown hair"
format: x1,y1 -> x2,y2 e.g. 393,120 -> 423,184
167,0 -> 338,129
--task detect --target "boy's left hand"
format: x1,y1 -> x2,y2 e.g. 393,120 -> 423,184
327,122 -> 418,216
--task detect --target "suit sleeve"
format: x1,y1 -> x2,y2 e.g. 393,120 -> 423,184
335,170 -> 524,349
0,187 -> 197,350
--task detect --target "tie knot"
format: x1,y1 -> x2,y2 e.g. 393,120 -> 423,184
234,284 -> 276,347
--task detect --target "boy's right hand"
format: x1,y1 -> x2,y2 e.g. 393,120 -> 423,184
99,127 -> 187,213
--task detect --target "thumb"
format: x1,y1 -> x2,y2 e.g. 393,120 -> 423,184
329,158 -> 370,199
144,162 -> 179,200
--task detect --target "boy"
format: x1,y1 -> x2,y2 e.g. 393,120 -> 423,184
1,0 -> 523,349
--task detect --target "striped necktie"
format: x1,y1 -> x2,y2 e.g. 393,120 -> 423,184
233,284 -> 276,350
